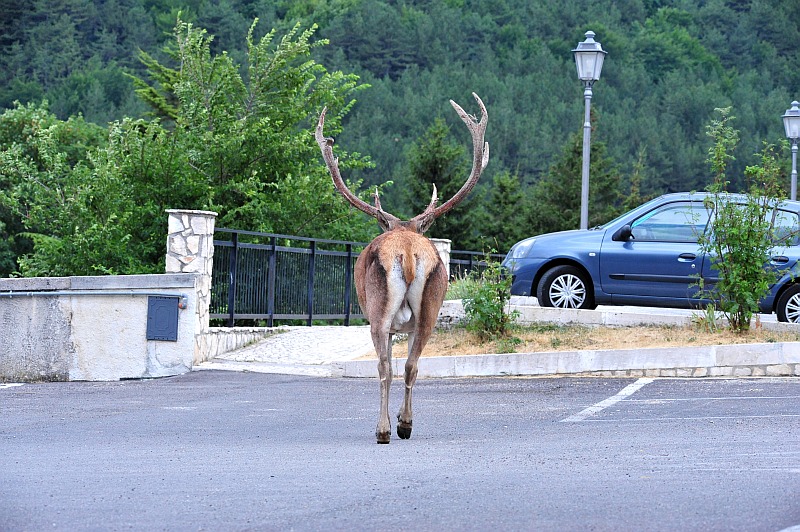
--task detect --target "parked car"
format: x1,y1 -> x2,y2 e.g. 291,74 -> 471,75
501,192 -> 800,322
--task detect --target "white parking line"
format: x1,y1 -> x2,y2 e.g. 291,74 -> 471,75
577,413 -> 800,422
561,378 -> 655,423
0,383 -> 24,389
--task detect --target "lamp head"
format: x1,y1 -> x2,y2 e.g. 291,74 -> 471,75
573,31 -> 607,84
783,101 -> 800,140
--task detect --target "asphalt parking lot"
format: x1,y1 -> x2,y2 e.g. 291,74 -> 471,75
2,372 -> 799,531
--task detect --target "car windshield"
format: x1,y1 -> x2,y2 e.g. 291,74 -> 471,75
593,196 -> 666,230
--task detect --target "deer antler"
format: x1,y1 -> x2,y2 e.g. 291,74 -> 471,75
315,109 -> 402,231
316,93 -> 488,234
315,108 -> 379,218
408,93 -> 489,233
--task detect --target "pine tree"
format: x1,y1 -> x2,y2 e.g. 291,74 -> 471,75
480,170 -> 527,251
527,128 -> 623,234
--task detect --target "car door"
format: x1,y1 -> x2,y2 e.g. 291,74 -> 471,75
699,206 -> 800,288
600,201 -> 710,302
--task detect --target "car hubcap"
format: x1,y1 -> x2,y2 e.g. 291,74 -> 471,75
549,274 -> 586,308
785,293 -> 800,322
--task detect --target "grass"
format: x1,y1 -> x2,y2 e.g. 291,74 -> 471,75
359,322 -> 800,359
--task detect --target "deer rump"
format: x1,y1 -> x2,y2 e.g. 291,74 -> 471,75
356,230 -> 447,335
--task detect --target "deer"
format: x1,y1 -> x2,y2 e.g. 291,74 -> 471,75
315,93 -> 488,443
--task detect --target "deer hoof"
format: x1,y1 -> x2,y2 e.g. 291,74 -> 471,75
397,420 -> 412,439
376,431 -> 391,444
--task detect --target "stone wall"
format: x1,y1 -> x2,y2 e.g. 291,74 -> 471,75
204,327 -> 280,361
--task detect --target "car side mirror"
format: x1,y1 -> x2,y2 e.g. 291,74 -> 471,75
612,224 -> 633,241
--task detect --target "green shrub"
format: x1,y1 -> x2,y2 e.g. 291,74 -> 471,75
697,108 -> 786,332
461,256 -> 519,340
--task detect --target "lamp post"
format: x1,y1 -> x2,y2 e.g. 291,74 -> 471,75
783,101 -> 800,201
573,31 -> 607,229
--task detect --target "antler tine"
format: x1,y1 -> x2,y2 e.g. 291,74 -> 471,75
315,107 -> 379,218
432,93 -> 489,218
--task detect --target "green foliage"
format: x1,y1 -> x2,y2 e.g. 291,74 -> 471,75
462,256 -> 519,341
0,102 -> 109,276
1,20 -> 375,276
697,108 -> 786,332
3,1 -> 800,271
480,170 -> 528,251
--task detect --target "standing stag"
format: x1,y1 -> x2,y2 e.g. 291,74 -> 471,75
316,93 -> 488,443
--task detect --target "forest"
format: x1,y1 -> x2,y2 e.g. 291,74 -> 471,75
1,0 -> 799,277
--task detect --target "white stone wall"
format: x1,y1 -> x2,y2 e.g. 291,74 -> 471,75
165,209 -> 217,364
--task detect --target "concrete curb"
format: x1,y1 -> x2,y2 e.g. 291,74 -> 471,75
340,342 -> 800,379
198,301 -> 800,379
342,302 -> 800,379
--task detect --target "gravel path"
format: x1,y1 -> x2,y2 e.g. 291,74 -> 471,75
196,326 -> 375,377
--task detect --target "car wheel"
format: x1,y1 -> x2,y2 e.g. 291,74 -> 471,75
776,284 -> 800,322
537,265 -> 596,310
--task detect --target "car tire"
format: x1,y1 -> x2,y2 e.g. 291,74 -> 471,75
776,284 -> 800,323
536,265 -> 596,310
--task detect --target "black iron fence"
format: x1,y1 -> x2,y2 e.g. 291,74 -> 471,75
211,228 -> 503,326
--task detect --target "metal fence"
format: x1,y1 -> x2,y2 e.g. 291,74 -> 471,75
211,228 -> 503,326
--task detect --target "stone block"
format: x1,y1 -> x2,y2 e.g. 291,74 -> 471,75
167,214 -> 185,234
168,235 -> 188,256
708,366 -> 733,377
766,364 -> 792,376
716,343 -> 788,367
186,235 -> 200,254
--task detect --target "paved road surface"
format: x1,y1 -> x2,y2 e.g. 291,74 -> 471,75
2,373 -> 799,531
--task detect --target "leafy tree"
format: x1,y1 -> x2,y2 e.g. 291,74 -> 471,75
2,20 -> 376,276
0,102 -> 107,276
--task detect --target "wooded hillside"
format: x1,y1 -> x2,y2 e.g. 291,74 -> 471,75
1,0 -> 798,275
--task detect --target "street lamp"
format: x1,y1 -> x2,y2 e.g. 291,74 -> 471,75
573,30 -> 607,229
783,101 -> 800,201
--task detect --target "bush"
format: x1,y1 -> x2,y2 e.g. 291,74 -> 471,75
461,256 -> 519,340
697,108 -> 786,332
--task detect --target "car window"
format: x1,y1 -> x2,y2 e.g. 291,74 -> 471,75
771,208 -> 800,246
630,202 -> 708,242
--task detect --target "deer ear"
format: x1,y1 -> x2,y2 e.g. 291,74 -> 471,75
376,210 -> 398,232
414,211 -> 436,234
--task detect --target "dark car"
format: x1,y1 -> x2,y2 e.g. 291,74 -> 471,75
501,192 -> 800,322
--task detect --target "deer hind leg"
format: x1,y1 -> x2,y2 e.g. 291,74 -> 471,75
374,328 -> 393,444
396,331 -> 419,439
397,269 -> 447,440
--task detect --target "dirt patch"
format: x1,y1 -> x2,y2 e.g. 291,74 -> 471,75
358,323 -> 800,359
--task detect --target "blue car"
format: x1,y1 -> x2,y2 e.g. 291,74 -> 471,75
501,192 -> 800,322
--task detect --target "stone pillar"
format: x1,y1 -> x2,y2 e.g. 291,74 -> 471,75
430,238 -> 452,278
165,209 -> 217,364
